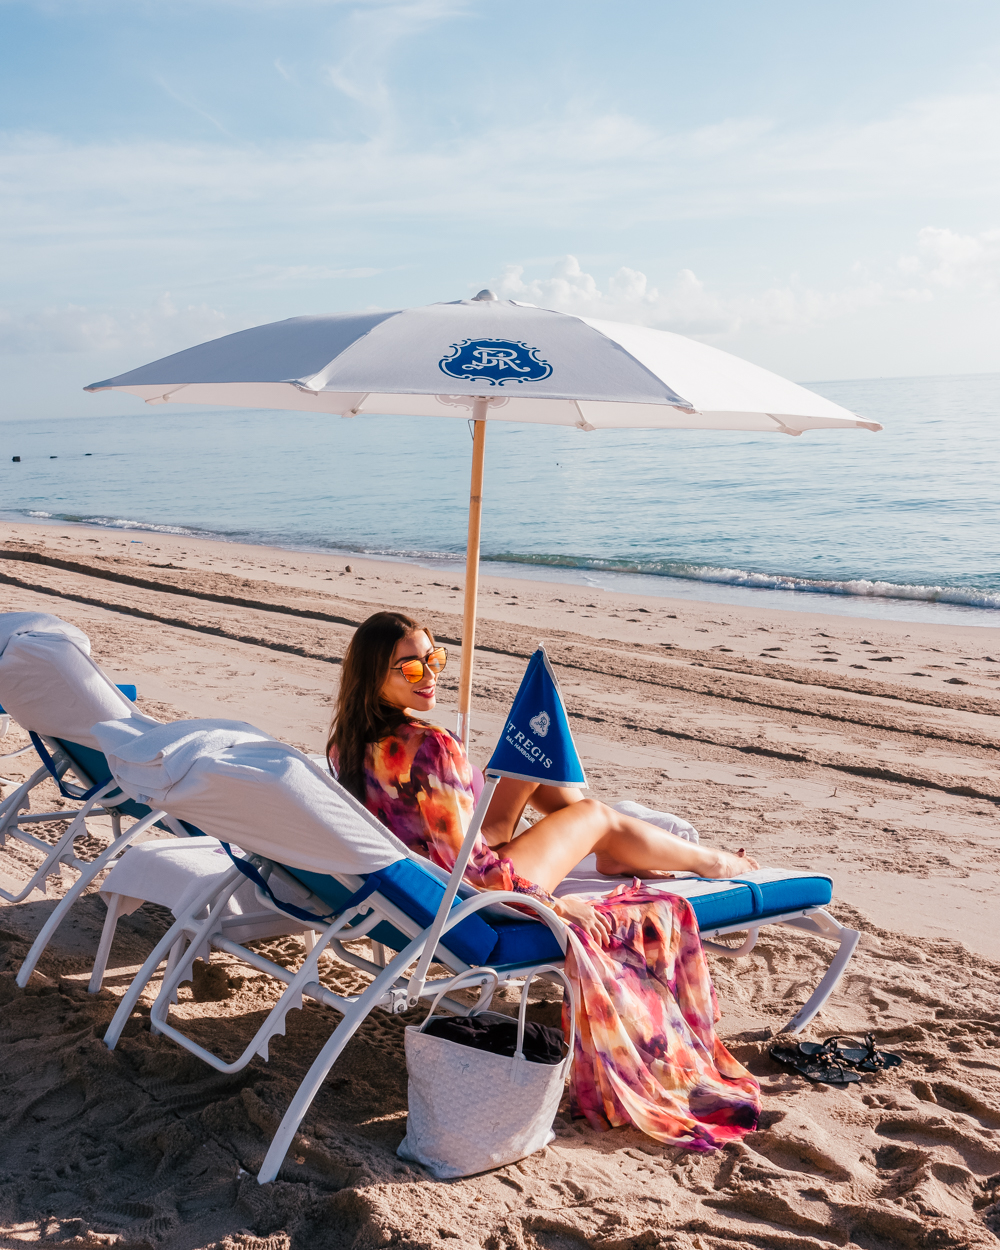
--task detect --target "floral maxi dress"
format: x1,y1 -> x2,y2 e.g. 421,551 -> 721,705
333,716 -> 760,1149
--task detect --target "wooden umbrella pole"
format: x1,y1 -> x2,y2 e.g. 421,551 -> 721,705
456,400 -> 488,745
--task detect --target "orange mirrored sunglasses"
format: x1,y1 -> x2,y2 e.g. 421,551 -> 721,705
392,646 -> 448,684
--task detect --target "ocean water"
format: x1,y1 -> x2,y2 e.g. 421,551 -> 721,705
2,372 -> 999,627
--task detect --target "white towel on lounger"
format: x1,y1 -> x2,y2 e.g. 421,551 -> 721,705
611,801 -> 698,844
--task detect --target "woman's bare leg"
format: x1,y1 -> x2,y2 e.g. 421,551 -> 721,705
480,778 -> 584,846
497,798 -> 757,896
528,783 -> 586,816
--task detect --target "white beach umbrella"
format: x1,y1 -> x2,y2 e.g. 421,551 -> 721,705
86,291 -> 882,742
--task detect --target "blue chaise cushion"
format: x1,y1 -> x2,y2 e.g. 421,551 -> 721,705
289,857 -> 562,968
291,864 -> 828,967
686,875 -> 832,930
487,913 -> 563,966
290,859 -> 499,966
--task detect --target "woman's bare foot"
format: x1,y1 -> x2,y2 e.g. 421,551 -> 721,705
701,848 -> 759,878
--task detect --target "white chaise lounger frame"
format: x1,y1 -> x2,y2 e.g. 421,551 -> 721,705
100,773 -> 859,1185
0,733 -> 188,907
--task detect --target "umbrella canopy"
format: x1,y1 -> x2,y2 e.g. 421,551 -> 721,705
86,292 -> 883,741
88,294 -> 881,436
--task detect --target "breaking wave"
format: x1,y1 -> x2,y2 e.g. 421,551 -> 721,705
27,511 -> 202,537
485,552 -> 1000,611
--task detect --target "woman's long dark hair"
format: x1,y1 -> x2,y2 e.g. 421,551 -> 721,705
327,610 -> 432,801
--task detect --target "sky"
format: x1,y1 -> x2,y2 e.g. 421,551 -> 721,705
2,0 -> 999,419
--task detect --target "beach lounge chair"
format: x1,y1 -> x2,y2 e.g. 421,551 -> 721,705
0,612 -> 169,906
0,614 -> 334,991
95,716 -> 859,1184
0,613 -> 218,985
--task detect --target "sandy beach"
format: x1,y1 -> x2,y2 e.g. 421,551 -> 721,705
2,517 -> 999,1249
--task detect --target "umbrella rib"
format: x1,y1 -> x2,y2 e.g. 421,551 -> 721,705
144,385 -> 189,406
573,401 -> 595,432
766,413 -> 803,437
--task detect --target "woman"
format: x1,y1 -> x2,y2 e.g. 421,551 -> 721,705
329,611 -> 760,1147
329,611 -> 757,948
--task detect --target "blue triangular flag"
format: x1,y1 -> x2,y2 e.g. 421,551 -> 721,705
486,647 -> 587,787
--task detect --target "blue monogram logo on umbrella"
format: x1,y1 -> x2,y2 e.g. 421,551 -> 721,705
439,338 -> 553,386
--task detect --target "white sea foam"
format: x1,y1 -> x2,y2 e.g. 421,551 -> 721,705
663,565 -> 1000,611
487,554 -> 1000,611
83,516 -> 201,536
25,511 -> 202,537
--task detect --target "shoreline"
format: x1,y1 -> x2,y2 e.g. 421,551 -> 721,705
4,516 -> 1000,669
6,509 -> 1000,628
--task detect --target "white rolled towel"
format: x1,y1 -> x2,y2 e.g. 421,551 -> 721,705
611,800 -> 699,845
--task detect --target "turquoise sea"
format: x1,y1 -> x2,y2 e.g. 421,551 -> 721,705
2,372 -> 999,627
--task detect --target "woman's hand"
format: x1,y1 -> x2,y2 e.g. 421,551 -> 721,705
552,894 -> 614,948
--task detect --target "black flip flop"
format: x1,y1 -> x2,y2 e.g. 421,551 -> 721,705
829,1033 -> 904,1073
769,1042 -> 862,1086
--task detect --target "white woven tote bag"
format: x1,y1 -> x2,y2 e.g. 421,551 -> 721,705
397,965 -> 575,1179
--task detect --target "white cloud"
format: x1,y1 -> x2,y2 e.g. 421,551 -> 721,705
4,89 -> 999,281
0,294 -> 244,357
0,237 -> 966,367
325,0 -> 470,124
499,258 -> 738,334
498,256 -> 659,320
2,68 -> 999,395
899,226 -> 1000,293
496,254 -> 930,340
